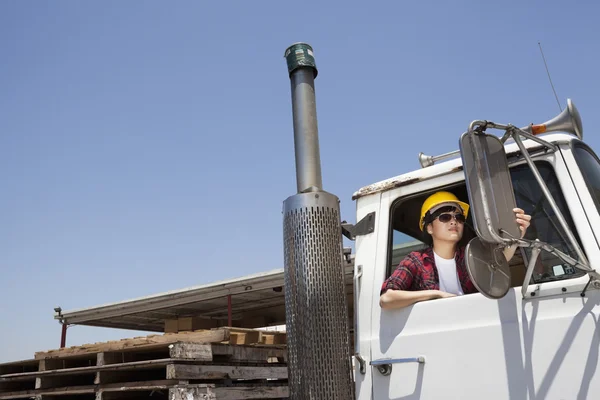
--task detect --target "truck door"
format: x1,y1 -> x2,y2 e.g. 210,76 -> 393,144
370,151 -> 600,399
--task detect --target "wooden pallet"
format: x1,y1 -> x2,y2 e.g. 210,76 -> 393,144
0,381 -> 289,400
1,338 -> 288,400
34,327 -> 286,360
0,381 -> 288,399
0,360 -> 40,393
0,379 -> 288,399
170,383 -> 288,400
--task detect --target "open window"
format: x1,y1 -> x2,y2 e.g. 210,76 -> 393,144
387,160 -> 585,288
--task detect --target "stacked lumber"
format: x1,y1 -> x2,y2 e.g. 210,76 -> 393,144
0,327 -> 288,400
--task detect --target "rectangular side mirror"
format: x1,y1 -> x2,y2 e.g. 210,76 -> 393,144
459,131 -> 521,244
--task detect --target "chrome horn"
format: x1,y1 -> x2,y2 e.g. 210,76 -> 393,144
521,98 -> 583,139
418,150 -> 460,168
418,98 -> 583,168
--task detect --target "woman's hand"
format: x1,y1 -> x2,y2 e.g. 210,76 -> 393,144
513,207 -> 532,238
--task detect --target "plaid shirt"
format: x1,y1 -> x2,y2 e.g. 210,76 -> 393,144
381,247 -> 477,294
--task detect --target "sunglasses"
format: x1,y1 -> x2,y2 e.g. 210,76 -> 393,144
436,213 -> 466,224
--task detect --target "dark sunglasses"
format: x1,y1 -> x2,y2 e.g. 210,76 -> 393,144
436,213 -> 466,224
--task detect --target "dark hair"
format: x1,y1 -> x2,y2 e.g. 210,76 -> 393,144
421,230 -> 434,247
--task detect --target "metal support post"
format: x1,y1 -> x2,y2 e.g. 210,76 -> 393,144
227,294 -> 232,327
60,323 -> 67,348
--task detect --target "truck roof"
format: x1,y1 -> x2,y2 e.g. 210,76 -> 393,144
352,132 -> 577,200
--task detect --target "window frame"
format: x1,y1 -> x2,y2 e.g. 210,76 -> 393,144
571,141 -> 600,216
385,154 -> 591,289
386,182 -> 467,277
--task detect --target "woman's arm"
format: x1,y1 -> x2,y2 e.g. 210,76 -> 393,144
379,289 -> 454,309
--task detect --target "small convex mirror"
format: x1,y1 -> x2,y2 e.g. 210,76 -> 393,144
465,237 -> 511,299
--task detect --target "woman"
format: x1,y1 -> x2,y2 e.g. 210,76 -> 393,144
380,191 -> 531,309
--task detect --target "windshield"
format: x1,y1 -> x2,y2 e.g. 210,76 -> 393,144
509,161 -> 583,282
572,142 -> 600,216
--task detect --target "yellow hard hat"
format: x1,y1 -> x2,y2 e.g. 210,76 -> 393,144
419,191 -> 469,231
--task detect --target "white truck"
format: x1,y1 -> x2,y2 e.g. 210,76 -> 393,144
281,43 -> 600,399
5,42 -> 596,400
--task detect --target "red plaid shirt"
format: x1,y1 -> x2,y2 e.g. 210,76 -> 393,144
381,246 -> 477,294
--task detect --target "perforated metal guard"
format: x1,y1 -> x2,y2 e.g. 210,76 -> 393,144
283,191 -> 354,400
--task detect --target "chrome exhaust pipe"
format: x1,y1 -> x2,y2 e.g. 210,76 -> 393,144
282,43 -> 355,400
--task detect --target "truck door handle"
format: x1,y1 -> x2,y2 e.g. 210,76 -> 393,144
370,357 -> 426,376
353,265 -> 366,374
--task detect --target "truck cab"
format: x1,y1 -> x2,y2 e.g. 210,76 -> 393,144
353,132 -> 600,399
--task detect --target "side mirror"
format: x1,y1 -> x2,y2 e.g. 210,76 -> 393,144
459,129 -> 520,298
459,131 -> 521,244
458,104 -> 597,299
465,237 -> 511,299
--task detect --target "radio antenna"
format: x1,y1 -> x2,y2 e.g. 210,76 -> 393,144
538,41 -> 562,111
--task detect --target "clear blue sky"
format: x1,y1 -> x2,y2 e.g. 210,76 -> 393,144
1,1 -> 599,362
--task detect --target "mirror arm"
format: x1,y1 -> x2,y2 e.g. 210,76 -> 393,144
510,126 -> 558,151
539,243 -> 599,278
521,240 -> 542,298
469,120 -> 512,132
509,130 -> 589,269
509,237 -> 600,282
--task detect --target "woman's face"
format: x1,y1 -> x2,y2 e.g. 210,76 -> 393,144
427,207 -> 464,244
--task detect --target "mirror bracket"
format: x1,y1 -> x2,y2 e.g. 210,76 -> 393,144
342,212 -> 375,240
460,119 -> 598,298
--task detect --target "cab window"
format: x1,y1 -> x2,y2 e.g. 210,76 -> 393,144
510,161 -> 584,281
572,142 -> 600,217
387,161 -> 584,286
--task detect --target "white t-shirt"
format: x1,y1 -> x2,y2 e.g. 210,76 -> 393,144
433,251 -> 464,295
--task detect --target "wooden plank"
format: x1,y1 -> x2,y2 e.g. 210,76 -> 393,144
0,385 -> 93,399
99,394 -> 168,400
97,353 -> 120,367
226,329 -> 261,345
166,364 -> 287,380
36,395 -> 96,400
97,379 -> 177,400
36,396 -> 96,400
168,343 -> 213,361
94,352 -> 118,385
3,359 -> 173,381
4,351 -> 285,382
0,380 -> 179,399
35,329 -> 230,360
260,332 -> 286,345
169,385 -> 289,400
211,344 -> 287,363
99,392 -> 169,400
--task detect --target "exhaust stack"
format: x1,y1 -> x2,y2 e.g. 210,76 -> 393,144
282,43 -> 355,399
